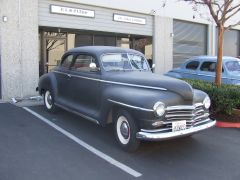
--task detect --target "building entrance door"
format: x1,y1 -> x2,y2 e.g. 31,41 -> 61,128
40,32 -> 67,76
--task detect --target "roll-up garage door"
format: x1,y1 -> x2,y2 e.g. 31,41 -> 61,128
173,20 -> 207,68
223,30 -> 239,57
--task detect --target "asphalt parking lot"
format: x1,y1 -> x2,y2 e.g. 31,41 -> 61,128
1,103 -> 240,180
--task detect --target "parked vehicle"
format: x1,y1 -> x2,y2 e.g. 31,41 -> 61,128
165,56 -> 240,85
38,47 -> 216,152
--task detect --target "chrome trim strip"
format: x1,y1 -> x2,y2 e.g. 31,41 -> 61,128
165,113 -> 194,118
194,113 -> 209,121
136,119 -> 216,141
108,99 -> 154,112
141,127 -> 172,133
194,118 -> 212,126
55,103 -> 100,125
53,70 -> 167,91
197,74 -> 228,79
166,103 -> 203,111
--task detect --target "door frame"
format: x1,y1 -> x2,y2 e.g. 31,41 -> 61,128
40,31 -> 67,75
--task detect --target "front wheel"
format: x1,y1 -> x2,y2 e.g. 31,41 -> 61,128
44,90 -> 58,113
114,110 -> 140,152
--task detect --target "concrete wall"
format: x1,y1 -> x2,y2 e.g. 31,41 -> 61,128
0,0 -> 39,100
153,16 -> 173,74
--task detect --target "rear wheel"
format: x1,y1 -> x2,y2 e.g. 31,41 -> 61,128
44,90 -> 58,113
114,109 -> 140,152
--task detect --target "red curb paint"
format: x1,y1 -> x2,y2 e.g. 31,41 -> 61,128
216,121 -> 240,128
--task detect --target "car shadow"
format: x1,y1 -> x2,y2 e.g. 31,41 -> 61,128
30,105 -> 208,158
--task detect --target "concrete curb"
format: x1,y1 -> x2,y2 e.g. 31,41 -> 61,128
216,121 -> 240,128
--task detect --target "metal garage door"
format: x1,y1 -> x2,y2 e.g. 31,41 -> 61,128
173,20 -> 207,68
223,30 -> 239,57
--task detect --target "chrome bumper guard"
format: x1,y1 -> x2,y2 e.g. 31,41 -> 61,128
136,119 -> 216,141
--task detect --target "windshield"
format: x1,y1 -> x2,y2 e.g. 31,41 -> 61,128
101,53 -> 150,71
225,61 -> 240,72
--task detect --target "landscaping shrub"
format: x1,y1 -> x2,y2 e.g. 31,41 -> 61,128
183,79 -> 240,115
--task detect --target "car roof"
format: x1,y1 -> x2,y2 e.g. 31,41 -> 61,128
66,46 -> 143,56
188,55 -> 239,62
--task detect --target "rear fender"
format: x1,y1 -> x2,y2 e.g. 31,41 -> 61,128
38,72 -> 58,99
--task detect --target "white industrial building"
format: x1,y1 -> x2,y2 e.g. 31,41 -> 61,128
0,0 -> 239,100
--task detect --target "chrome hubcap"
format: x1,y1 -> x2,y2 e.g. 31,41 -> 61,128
116,116 -> 131,145
120,122 -> 129,139
47,94 -> 52,106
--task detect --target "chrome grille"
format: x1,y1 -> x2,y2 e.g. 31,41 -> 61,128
165,103 -> 209,129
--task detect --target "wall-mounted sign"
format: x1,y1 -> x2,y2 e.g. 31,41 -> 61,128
50,5 -> 95,18
113,14 -> 146,25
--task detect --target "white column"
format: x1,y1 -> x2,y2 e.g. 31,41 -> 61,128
153,15 -> 173,74
0,0 -> 39,100
207,23 -> 216,56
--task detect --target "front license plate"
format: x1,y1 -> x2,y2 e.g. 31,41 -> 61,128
172,120 -> 186,132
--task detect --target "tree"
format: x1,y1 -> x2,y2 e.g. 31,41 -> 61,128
184,0 -> 240,86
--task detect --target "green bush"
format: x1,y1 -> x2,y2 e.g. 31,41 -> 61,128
183,79 -> 240,115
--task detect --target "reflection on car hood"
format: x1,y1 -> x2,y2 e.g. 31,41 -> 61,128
104,71 -> 193,101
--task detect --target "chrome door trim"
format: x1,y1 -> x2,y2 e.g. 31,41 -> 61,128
53,70 -> 167,91
108,99 -> 154,112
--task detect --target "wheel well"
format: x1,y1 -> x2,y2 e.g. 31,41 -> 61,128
40,88 -> 45,95
106,105 -> 119,124
106,105 -> 135,124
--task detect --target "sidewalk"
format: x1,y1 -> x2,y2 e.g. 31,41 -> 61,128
0,96 -> 44,107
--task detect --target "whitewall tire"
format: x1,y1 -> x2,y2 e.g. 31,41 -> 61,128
44,90 -> 57,113
114,109 -> 140,152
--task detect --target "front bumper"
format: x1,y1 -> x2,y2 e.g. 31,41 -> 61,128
136,118 -> 216,141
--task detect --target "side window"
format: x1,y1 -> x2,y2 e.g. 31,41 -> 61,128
200,62 -> 216,72
72,54 -> 96,72
61,54 -> 74,69
186,61 -> 200,70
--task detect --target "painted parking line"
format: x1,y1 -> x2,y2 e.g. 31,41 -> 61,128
23,107 -> 142,178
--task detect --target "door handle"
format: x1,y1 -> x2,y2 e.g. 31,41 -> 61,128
67,74 -> 71,78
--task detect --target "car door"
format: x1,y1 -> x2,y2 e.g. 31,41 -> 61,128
53,53 -> 75,105
68,53 -> 101,119
197,61 -> 228,83
197,61 -> 216,82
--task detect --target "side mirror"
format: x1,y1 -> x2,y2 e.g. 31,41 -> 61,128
89,62 -> 99,72
151,64 -> 155,72
151,64 -> 155,69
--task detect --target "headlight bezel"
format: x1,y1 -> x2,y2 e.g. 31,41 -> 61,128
203,96 -> 211,109
153,102 -> 165,117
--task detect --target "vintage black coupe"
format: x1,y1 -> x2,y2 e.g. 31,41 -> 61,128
38,46 -> 216,152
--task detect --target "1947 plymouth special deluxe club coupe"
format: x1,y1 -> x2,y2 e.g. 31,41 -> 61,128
38,46 -> 216,152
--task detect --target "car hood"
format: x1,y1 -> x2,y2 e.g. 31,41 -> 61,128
104,71 -> 193,101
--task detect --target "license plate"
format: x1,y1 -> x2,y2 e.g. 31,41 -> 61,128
172,120 -> 186,132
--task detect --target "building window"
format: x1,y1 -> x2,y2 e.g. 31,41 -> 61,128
94,36 -> 116,46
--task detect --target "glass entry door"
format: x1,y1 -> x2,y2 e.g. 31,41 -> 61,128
45,38 -> 66,72
40,32 -> 67,75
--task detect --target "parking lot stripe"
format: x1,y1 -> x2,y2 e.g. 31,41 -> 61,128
23,107 -> 142,178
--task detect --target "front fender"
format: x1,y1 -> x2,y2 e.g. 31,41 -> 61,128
99,84 -> 188,126
164,71 -> 183,79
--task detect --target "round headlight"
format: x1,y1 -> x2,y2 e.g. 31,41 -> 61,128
153,102 -> 165,117
203,96 -> 211,109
